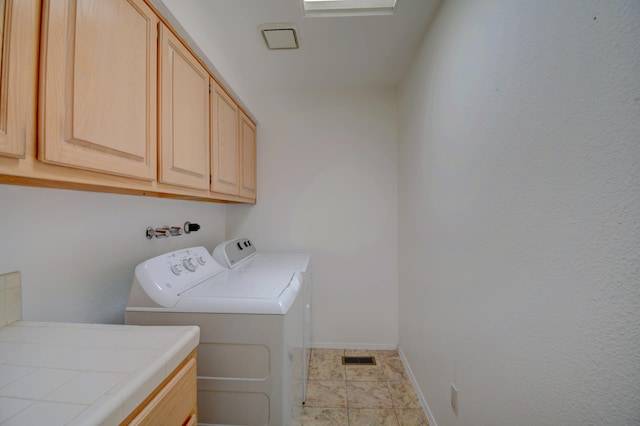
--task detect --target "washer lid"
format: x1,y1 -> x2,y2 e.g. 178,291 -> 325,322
179,270 -> 295,299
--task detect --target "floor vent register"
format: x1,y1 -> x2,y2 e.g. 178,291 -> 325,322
342,356 -> 376,365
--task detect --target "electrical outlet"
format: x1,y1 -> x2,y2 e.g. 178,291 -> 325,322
451,383 -> 459,416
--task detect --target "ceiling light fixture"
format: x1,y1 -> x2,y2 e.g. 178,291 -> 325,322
303,0 -> 397,16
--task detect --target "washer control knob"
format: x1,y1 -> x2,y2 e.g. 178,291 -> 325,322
197,256 -> 206,265
170,264 -> 183,275
183,258 -> 197,272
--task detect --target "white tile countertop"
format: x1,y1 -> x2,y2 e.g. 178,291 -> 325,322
0,321 -> 199,425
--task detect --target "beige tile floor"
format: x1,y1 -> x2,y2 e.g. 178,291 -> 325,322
299,349 -> 429,426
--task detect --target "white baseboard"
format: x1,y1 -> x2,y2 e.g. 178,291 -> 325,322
311,342 -> 399,350
397,346 -> 437,426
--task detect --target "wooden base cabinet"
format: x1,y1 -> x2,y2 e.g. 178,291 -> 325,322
123,350 -> 197,426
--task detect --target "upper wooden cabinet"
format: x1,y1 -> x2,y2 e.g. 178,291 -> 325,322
0,0 -> 256,203
39,0 -> 158,180
210,79 -> 240,195
210,80 -> 257,201
159,24 -> 210,190
238,110 -> 256,200
0,0 -> 39,159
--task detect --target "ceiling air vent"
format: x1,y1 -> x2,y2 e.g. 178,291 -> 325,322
259,23 -> 299,50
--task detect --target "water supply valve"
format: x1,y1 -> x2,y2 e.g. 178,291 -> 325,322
184,222 -> 201,234
145,222 -> 200,239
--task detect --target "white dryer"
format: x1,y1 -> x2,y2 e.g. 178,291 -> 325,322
213,238 -> 312,402
125,241 -> 311,426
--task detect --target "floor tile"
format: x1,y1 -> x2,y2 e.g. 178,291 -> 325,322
395,408 -> 429,426
388,381 -> 421,409
349,408 -> 399,426
312,349 -> 344,361
345,365 -> 386,381
301,407 -> 348,425
305,380 -> 347,408
303,348 -> 429,424
380,357 -> 409,381
346,381 -> 393,409
310,357 -> 345,381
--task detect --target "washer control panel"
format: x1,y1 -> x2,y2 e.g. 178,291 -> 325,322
134,246 -> 227,307
173,253 -> 205,274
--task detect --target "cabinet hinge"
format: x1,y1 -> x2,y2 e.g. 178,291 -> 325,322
209,84 -> 212,94
210,175 -> 212,184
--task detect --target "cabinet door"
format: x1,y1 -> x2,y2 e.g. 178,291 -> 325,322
128,355 -> 197,426
39,0 -> 157,180
238,111 -> 256,200
210,79 -> 240,195
0,0 -> 39,158
159,24 -> 209,190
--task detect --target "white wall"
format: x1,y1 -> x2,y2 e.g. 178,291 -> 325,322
0,185 -> 226,324
227,88 -> 399,348
158,0 -> 400,348
397,1 -> 640,425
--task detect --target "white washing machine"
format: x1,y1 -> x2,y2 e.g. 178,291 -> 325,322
125,241 -> 311,426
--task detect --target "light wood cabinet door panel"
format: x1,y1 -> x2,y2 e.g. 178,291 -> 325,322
39,0 -> 157,180
0,0 -> 39,158
159,24 -> 209,190
239,110 -> 256,200
210,79 -> 240,195
126,352 -> 197,426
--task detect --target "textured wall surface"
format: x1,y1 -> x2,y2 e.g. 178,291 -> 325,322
227,88 -> 399,348
0,185 -> 226,324
397,0 -> 640,425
